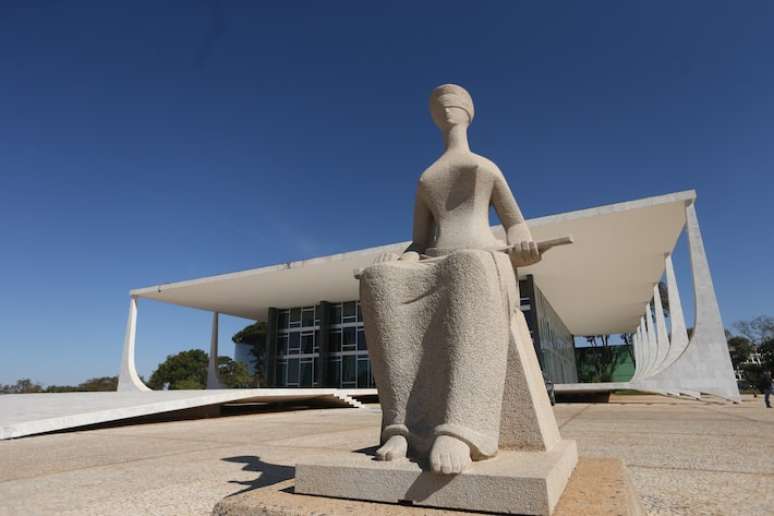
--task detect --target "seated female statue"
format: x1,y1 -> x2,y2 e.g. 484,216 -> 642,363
359,84 -> 542,475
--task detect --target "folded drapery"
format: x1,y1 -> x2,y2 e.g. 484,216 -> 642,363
360,249 -> 518,459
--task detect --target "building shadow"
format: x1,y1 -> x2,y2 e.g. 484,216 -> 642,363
221,455 -> 295,496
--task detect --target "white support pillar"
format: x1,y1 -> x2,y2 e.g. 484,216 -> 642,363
631,330 -> 642,381
661,254 -> 689,368
676,203 -> 739,400
652,284 -> 670,374
642,304 -> 657,378
632,202 -> 739,402
634,318 -> 646,380
207,311 -> 224,389
118,296 -> 151,392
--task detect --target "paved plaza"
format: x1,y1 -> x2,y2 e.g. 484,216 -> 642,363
0,395 -> 772,516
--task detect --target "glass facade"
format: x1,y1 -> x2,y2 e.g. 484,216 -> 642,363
520,276 -> 578,383
273,301 -> 375,388
254,275 -> 577,388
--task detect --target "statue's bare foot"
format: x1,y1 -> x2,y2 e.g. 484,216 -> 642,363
375,435 -> 408,461
430,435 -> 472,474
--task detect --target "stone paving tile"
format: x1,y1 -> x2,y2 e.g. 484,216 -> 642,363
567,427 -> 774,475
264,425 -> 381,450
0,444 -> 271,516
0,431 -> 227,482
565,412 -> 773,437
630,466 -> 774,516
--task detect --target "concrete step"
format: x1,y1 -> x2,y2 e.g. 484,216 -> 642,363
330,392 -> 366,409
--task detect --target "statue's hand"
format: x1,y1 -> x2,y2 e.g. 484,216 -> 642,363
508,240 -> 541,268
374,252 -> 400,264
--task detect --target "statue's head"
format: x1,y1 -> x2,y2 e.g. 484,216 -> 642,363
429,84 -> 474,130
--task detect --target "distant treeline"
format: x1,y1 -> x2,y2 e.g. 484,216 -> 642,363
0,376 -> 118,394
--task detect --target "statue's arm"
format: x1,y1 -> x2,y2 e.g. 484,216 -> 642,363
492,170 -> 530,242
491,168 -> 540,267
405,189 -> 434,255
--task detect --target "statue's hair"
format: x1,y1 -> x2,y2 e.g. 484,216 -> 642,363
429,83 -> 475,121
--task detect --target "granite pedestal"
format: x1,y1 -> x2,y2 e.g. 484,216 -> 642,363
214,454 -> 646,516
294,440 -> 577,515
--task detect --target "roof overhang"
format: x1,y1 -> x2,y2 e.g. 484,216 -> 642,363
132,190 -> 695,336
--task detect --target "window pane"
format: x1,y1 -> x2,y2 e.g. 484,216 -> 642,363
313,357 -> 320,385
287,358 -> 299,385
276,361 -> 287,387
343,301 -> 356,321
278,310 -> 289,330
314,330 -> 320,352
302,308 -> 314,327
302,333 -> 314,354
343,327 -> 356,350
357,303 -> 363,322
277,334 -> 289,355
329,331 -> 341,353
331,304 -> 342,325
289,307 -> 302,327
301,360 -> 313,386
357,329 -> 367,350
357,358 -> 370,387
343,355 -> 356,384
329,357 -> 341,387
289,332 -> 300,352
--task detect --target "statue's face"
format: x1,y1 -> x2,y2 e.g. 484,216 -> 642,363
430,95 -> 471,130
443,106 -> 470,126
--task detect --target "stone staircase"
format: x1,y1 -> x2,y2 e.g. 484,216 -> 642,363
328,391 -> 366,409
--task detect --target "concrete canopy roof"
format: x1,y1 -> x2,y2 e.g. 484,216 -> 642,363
132,190 -> 695,336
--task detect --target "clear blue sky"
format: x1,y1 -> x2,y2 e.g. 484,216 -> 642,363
1,2 -> 772,385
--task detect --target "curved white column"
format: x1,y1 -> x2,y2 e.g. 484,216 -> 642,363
631,329 -> 642,381
207,312 -> 224,389
118,297 -> 151,392
642,303 -> 657,378
629,326 -> 642,382
633,202 -> 739,401
634,318 -> 646,380
660,254 -> 689,369
651,284 -> 670,374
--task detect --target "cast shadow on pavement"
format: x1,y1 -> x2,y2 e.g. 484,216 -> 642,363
222,455 -> 295,496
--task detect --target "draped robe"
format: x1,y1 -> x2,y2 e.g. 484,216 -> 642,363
359,247 -> 518,459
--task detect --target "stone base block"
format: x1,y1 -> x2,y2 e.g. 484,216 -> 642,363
213,456 -> 645,516
293,439 -> 577,515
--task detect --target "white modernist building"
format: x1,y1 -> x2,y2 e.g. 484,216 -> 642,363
119,190 -> 740,402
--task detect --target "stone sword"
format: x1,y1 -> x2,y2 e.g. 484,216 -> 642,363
353,236 -> 574,280
499,235 -> 574,255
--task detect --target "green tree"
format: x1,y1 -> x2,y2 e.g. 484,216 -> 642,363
232,321 -> 267,387
619,332 -> 635,363
148,350 -> 208,390
759,338 -> 774,372
78,376 -> 118,391
44,384 -> 80,393
218,356 -> 252,388
0,378 -> 44,394
576,335 -> 628,382
727,336 -> 754,370
173,377 -> 203,390
733,315 -> 774,345
741,363 -> 765,392
148,350 -> 254,390
41,377 -> 119,393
